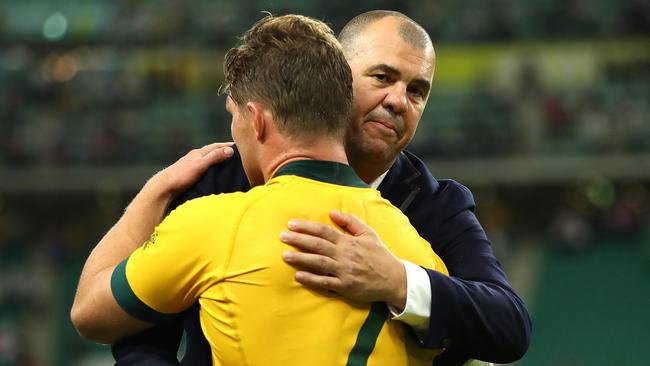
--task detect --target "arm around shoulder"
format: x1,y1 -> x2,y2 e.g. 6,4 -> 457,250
412,180 -> 532,363
71,143 -> 236,344
70,264 -> 152,344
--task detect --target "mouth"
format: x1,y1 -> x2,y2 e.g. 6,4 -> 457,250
367,120 -> 398,136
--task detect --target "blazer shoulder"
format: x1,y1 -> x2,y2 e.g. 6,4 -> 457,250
170,146 -> 250,210
401,151 -> 475,207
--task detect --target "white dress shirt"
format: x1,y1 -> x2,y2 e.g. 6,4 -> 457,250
369,172 -> 432,334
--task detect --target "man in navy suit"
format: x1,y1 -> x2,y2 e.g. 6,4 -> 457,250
111,10 -> 531,366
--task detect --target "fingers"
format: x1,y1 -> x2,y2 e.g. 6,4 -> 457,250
280,230 -> 337,256
282,251 -> 338,276
286,219 -> 342,243
329,211 -> 371,236
293,271 -> 342,294
201,145 -> 234,164
197,142 -> 234,156
162,143 -> 234,194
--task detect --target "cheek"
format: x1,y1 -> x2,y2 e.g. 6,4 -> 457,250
402,113 -> 420,141
351,81 -> 375,113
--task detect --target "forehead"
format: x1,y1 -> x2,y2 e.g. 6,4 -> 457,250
348,17 -> 435,80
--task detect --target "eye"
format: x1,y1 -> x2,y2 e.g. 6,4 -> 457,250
372,73 -> 388,82
407,86 -> 425,99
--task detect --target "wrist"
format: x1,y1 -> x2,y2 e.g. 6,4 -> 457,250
387,261 -> 432,334
141,173 -> 175,210
386,258 -> 407,311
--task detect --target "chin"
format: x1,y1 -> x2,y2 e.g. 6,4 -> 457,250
357,142 -> 396,163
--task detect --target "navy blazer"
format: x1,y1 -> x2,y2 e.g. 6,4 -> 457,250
112,148 -> 531,366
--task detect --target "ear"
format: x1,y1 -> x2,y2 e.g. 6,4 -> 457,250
246,102 -> 271,142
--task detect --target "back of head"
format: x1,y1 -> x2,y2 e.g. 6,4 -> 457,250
338,10 -> 432,55
223,14 -> 353,142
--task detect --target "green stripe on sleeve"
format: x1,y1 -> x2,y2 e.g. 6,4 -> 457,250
111,259 -> 179,324
346,302 -> 390,366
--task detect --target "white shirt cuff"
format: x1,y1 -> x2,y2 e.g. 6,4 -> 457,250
387,259 -> 432,333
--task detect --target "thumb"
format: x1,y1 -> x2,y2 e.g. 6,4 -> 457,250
329,210 -> 371,237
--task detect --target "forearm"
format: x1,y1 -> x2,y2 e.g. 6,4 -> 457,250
427,271 -> 531,363
385,259 -> 530,364
80,175 -> 171,280
71,175 -> 173,337
427,228 -> 531,362
402,180 -> 531,363
72,267 -> 152,344
71,143 -> 235,346
74,142 -> 236,280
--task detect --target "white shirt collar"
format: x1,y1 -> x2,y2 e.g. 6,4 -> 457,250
369,170 -> 389,190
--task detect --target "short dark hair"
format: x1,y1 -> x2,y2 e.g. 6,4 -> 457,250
223,14 -> 353,141
338,10 -> 431,52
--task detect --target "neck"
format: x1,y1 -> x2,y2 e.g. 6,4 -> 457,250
347,151 -> 395,184
261,139 -> 349,182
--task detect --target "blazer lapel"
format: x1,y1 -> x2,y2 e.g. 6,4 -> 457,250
378,152 -> 422,212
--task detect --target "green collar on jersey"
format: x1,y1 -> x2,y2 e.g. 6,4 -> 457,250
274,160 -> 369,188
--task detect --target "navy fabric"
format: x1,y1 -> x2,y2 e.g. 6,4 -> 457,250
380,151 -> 532,364
112,147 -> 531,366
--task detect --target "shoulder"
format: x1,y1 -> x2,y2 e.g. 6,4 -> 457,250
381,151 -> 482,250
404,151 -> 473,196
434,179 -> 476,212
164,191 -> 250,232
384,151 -> 476,212
172,183 -> 277,216
170,145 -> 250,210
174,192 -> 246,212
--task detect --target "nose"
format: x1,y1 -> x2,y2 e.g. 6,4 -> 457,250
382,83 -> 408,115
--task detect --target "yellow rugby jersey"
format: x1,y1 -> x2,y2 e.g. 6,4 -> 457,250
112,160 -> 448,366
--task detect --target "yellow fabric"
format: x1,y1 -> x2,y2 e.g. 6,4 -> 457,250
124,174 -> 448,365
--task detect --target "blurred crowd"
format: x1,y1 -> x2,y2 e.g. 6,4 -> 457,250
416,60 -> 650,158
1,0 -> 649,166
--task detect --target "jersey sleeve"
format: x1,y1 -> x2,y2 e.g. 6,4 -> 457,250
111,194 -> 242,323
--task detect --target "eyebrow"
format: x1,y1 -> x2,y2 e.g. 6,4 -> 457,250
369,63 -> 400,76
369,63 -> 431,95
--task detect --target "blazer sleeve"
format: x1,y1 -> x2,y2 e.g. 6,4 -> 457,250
379,152 -> 532,365
416,181 -> 532,365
